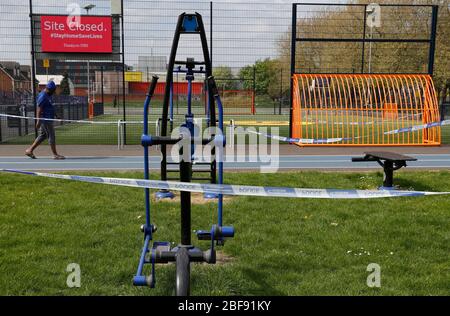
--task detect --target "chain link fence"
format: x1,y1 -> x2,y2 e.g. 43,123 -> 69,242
0,0 -> 448,145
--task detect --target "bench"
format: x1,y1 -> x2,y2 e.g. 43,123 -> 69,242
351,151 -> 417,189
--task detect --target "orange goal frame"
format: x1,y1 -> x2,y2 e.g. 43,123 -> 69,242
291,74 -> 441,146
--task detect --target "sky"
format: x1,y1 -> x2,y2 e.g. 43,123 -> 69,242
0,0 -> 340,70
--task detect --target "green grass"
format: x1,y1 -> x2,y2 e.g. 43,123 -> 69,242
1,170 -> 449,295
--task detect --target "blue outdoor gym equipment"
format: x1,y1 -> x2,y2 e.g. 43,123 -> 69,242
132,12 -> 234,296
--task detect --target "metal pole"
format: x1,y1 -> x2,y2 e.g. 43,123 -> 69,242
361,5 -> 367,73
180,158 -> 192,246
210,1 -> 213,67
29,0 -> 38,137
116,65 -> 119,114
121,0 -> 127,144
87,60 -> 90,101
101,66 -> 104,104
368,26 -> 373,74
86,8 -> 91,102
253,65 -> 256,114
383,162 -> 394,188
289,3 -> 297,138
428,5 -> 438,76
279,68 -> 282,115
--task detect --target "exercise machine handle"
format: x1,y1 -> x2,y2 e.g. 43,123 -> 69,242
207,76 -> 219,97
143,76 -> 159,136
147,75 -> 159,98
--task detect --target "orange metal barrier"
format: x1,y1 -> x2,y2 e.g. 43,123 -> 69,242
291,74 -> 440,146
88,101 -> 94,119
382,103 -> 398,119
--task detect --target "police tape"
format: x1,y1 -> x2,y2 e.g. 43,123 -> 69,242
1,169 -> 448,199
245,119 -> 450,144
246,130 -> 354,144
0,114 -> 157,125
384,119 -> 450,135
0,113 -> 113,124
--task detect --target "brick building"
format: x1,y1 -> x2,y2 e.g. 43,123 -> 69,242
0,61 -> 32,98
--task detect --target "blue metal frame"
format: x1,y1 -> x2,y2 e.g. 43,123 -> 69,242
133,75 -> 159,287
133,74 -> 234,290
132,13 -> 234,293
169,81 -> 174,130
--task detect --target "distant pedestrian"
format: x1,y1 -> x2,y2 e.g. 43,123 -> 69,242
25,81 -> 65,160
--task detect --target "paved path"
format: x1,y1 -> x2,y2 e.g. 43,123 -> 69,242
1,144 -> 449,157
1,154 -> 449,171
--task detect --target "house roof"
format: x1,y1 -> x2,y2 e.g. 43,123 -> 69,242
36,75 -> 65,86
0,61 -> 26,81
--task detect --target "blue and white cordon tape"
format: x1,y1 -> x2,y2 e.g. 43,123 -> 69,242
1,169 -> 448,199
384,119 -> 450,135
246,119 -> 450,144
247,130 -> 354,144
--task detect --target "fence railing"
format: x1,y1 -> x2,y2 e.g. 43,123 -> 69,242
0,1 -> 448,145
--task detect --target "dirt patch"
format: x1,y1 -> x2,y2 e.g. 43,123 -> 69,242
152,192 -> 234,205
146,250 -> 234,266
215,250 -> 235,265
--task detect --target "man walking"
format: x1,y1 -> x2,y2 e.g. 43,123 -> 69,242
25,81 -> 65,160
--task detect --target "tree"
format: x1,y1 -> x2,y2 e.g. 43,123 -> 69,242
276,0 -> 449,99
239,58 -> 286,101
60,73 -> 71,95
213,66 -> 236,90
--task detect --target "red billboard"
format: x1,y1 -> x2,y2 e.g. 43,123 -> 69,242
40,15 -> 112,53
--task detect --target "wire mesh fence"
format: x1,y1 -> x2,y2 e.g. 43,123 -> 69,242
293,3 -> 436,74
0,0 -> 448,146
